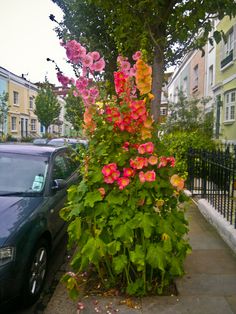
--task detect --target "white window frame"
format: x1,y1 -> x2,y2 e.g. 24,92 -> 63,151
224,29 -> 234,58
31,119 -> 36,131
160,107 -> 168,116
13,91 -> 19,105
11,116 -> 17,131
29,96 -> 34,109
224,90 -> 235,122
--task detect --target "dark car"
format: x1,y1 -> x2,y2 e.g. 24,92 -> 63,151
0,144 -> 79,307
47,138 -> 88,149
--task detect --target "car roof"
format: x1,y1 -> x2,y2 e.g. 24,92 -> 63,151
0,143 -> 65,157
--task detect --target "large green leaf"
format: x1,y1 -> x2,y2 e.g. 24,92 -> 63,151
146,244 -> 166,271
84,190 -> 103,207
112,254 -> 128,274
129,245 -> 145,271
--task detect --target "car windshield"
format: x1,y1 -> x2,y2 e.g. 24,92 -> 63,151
0,153 -> 48,195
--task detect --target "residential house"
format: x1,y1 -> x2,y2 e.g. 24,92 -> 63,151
0,67 -> 39,140
212,16 -> 236,143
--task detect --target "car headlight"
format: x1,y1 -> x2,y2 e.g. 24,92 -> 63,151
0,247 -> 15,266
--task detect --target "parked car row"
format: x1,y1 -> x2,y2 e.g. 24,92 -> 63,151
0,143 -> 83,308
33,137 -> 88,149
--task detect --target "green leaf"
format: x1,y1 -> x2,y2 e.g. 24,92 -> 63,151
107,240 -> 121,255
169,256 -> 183,276
106,190 -> 127,205
129,245 -> 145,271
146,244 -> 166,271
163,237 -> 172,252
67,217 -> 81,247
126,278 -> 145,296
84,190 -> 102,207
112,254 -> 128,274
113,223 -> 133,242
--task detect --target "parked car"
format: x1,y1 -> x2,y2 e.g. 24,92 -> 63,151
0,144 -> 80,307
47,138 -> 88,149
32,138 -> 49,145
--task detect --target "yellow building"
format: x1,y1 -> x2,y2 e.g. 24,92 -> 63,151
7,70 -> 39,139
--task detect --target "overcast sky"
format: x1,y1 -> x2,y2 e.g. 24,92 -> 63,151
0,0 -> 73,84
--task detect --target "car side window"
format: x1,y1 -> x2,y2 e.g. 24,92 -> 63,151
52,151 -> 78,181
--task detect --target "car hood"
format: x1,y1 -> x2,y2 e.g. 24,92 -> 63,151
0,196 -> 43,246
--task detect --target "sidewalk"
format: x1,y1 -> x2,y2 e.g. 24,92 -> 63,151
45,201 -> 236,314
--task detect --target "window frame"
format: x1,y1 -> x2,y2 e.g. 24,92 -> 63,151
13,91 -> 19,106
11,116 -> 17,131
224,90 -> 235,123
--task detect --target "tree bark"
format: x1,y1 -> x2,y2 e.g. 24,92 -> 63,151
151,45 -> 164,123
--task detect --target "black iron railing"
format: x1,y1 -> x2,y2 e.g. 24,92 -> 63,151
187,145 -> 236,229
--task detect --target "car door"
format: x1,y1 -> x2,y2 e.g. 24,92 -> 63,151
47,150 -> 79,242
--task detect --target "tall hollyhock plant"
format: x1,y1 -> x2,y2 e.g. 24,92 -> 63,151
59,42 -> 191,298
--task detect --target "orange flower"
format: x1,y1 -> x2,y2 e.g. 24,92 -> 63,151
170,174 -> 185,191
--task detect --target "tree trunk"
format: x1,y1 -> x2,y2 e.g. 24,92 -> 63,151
151,45 -> 164,123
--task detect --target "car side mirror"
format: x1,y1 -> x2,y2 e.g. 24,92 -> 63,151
51,179 -> 67,191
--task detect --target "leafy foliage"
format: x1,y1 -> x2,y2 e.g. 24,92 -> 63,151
58,42 -> 191,297
52,0 -> 236,120
34,81 -> 61,132
64,88 -> 84,131
161,90 -> 215,174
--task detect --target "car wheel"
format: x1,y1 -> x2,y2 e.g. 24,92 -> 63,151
22,239 -> 49,306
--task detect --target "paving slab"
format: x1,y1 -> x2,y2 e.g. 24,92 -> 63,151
141,296 -> 234,314
177,274 -> 236,296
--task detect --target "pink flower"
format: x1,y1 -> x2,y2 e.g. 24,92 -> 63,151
122,142 -> 130,151
104,176 -> 115,184
123,168 -> 134,177
148,155 -> 158,165
82,90 -> 90,99
139,171 -> 146,183
120,61 -> 131,72
138,144 -> 146,155
145,142 -> 154,154
91,51 -> 100,61
78,46 -> 87,59
102,165 -> 112,176
111,170 -> 120,180
117,177 -> 130,190
130,157 -> 148,170
89,88 -> 99,98
137,142 -> 154,154
145,170 -> 156,182
167,157 -> 175,167
132,51 -> 142,61
92,58 -> 105,72
82,54 -> 93,68
57,72 -> 70,86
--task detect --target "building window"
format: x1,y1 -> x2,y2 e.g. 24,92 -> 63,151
209,65 -> 213,87
31,119 -> 36,131
29,96 -> 34,109
224,29 -> 233,57
183,77 -> 188,95
11,116 -> 17,131
193,65 -> 198,90
13,91 -> 19,105
225,90 -> 235,122
160,107 -> 168,116
221,28 -> 234,68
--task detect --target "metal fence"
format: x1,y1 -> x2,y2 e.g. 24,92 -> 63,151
187,144 -> 236,229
